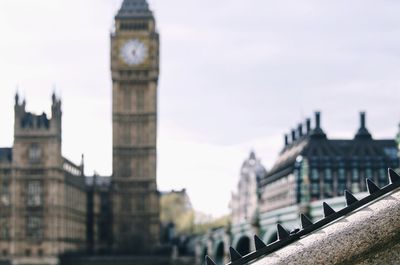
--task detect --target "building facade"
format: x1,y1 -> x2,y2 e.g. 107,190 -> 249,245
111,0 -> 160,253
0,94 -> 87,265
86,175 -> 112,255
259,112 -> 399,213
230,151 -> 267,227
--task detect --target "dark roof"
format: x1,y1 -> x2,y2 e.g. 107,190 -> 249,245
264,135 -> 397,185
86,176 -> 111,188
0,148 -> 12,163
116,0 -> 153,19
262,112 -> 398,185
21,112 -> 50,129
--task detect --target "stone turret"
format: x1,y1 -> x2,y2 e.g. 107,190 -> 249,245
13,92 -> 62,168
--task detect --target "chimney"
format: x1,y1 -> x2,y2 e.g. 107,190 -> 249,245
310,111 -> 326,138
355,111 -> 371,139
80,154 -> 85,176
315,112 -> 321,129
306,118 -> 311,134
52,91 -> 56,104
291,129 -> 296,142
360,112 -> 366,129
298,124 -> 303,138
15,92 -> 19,105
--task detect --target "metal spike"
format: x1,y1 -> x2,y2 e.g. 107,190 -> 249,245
366,178 -> 380,194
300,214 -> 313,229
344,190 -> 358,206
388,168 -> 400,184
205,256 -> 216,265
323,202 -> 336,217
254,235 -> 267,250
229,246 -> 242,262
277,224 -> 290,240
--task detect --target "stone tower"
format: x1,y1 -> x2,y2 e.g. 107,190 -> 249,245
7,93 -> 87,264
111,0 -> 160,253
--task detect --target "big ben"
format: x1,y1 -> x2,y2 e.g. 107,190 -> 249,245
111,0 -> 159,252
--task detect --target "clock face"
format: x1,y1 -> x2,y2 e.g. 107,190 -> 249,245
120,39 -> 148,66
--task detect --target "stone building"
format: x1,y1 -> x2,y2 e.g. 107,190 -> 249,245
110,0 -> 160,253
0,94 -> 87,265
86,175 -> 112,254
259,111 -> 399,213
230,152 -> 267,227
0,1 -> 194,264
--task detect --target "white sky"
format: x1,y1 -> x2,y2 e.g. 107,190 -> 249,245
0,0 -> 400,217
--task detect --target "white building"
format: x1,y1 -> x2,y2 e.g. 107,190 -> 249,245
230,151 -> 267,227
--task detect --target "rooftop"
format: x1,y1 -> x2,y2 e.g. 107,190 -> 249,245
116,0 -> 153,19
262,112 -> 398,184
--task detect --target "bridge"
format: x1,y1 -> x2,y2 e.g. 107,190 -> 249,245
195,191 -> 368,265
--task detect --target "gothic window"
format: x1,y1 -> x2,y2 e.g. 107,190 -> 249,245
351,168 -> 361,193
27,181 -> 42,207
324,168 -> 332,181
28,144 -> 41,163
352,169 -> 359,182
310,183 -> 319,200
136,195 -> 145,211
0,218 -> 9,240
0,182 -> 10,206
123,124 -> 131,144
121,194 -> 131,212
323,183 -> 333,197
120,22 -> 148,31
378,168 -> 388,186
337,183 -> 346,196
26,216 -> 42,239
136,125 -> 142,144
142,158 -> 149,177
365,168 -> 372,179
338,168 -> 346,181
120,158 -> 131,178
137,89 -> 144,112
136,159 -> 143,178
311,169 -> 319,181
123,88 -> 131,111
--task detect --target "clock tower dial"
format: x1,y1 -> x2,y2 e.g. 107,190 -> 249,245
120,39 -> 148,66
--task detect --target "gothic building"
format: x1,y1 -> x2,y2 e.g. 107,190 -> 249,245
110,0 -> 160,253
259,112 -> 399,213
0,1 -> 162,263
230,152 -> 267,227
0,94 -> 87,265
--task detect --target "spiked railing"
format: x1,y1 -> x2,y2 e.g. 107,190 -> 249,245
206,168 -> 400,265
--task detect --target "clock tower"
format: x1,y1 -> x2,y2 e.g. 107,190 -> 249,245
111,0 -> 159,252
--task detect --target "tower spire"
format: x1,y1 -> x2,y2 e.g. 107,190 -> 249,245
355,112 -> 372,139
116,0 -> 153,19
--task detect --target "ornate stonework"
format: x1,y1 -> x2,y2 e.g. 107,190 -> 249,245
111,0 -> 160,253
0,94 -> 87,265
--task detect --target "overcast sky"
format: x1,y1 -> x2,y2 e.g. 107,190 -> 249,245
0,0 -> 400,217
